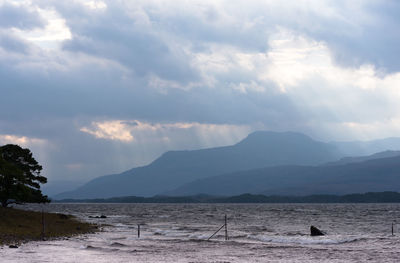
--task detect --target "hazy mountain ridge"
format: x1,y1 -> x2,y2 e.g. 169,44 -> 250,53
54,131 -> 400,199
54,131 -> 340,199
331,138 -> 400,156
323,150 -> 400,166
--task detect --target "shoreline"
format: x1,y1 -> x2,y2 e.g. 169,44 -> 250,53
53,191 -> 400,204
0,207 -> 98,247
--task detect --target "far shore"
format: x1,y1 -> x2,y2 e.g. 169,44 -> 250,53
53,191 -> 400,204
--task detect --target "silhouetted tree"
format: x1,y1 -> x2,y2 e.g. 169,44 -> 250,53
0,144 -> 49,207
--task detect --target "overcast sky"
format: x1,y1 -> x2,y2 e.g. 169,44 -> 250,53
1,0 -> 400,186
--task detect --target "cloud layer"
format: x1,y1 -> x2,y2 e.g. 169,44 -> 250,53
1,0 -> 400,190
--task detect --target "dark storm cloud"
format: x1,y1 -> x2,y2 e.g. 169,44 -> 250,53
1,0 -> 398,127
292,1 -> 400,73
0,2 -> 45,30
50,1 -> 200,83
0,31 -> 31,54
0,3 -> 299,128
0,52 -> 298,128
148,10 -> 271,53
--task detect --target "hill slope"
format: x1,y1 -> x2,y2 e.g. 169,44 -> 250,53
323,150 -> 400,166
168,155 -> 400,196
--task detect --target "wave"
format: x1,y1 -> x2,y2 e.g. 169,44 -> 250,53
151,228 -> 256,241
248,234 -> 363,245
188,233 -> 210,239
80,245 -> 120,252
110,242 -> 128,247
153,228 -> 190,237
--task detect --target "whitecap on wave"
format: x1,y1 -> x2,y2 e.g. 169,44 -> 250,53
153,228 -> 190,237
248,234 -> 363,245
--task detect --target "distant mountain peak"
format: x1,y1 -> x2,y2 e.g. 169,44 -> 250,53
243,130 -> 309,139
237,131 -> 314,145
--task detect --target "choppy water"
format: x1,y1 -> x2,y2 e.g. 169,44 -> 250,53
2,203 -> 400,262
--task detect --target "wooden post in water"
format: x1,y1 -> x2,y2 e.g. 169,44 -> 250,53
392,222 -> 394,236
41,207 -> 45,240
225,214 -> 228,241
138,224 -> 140,238
207,214 -> 229,241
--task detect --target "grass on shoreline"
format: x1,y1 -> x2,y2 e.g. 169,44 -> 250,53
0,207 -> 97,246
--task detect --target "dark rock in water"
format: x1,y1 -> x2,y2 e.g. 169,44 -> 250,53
99,215 -> 107,218
9,245 -> 18,248
310,225 -> 324,236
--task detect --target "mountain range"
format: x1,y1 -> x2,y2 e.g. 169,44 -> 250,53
53,131 -> 400,199
168,155 -> 400,196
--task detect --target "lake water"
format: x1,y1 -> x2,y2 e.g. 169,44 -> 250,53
1,203 -> 400,262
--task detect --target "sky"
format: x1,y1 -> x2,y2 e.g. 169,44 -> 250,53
1,0 -> 400,190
